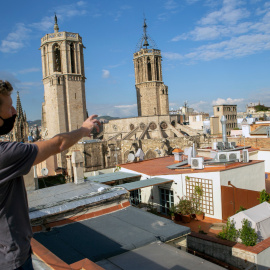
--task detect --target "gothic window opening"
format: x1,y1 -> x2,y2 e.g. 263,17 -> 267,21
137,61 -> 140,83
43,47 -> 47,77
53,44 -> 61,72
155,57 -> 159,81
80,44 -> 84,75
147,57 -> 152,81
57,77 -> 61,84
70,43 -> 75,74
75,93 -> 76,99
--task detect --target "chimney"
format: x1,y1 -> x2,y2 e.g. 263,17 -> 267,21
71,151 -> 84,184
172,148 -> 183,162
220,115 -> 227,143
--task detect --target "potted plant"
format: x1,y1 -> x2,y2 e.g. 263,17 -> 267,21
169,205 -> 177,221
177,197 -> 193,223
192,185 -> 205,221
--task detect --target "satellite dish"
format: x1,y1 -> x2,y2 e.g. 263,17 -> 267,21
127,153 -> 135,162
41,167 -> 48,176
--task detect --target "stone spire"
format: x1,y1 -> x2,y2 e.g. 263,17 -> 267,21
54,13 -> 59,33
16,91 -> 23,119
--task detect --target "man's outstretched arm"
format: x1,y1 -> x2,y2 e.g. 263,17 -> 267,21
33,115 -> 100,166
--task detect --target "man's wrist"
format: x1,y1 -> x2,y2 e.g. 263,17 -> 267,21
79,126 -> 91,137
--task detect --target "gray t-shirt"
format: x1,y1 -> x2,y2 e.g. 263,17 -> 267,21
0,142 -> 38,269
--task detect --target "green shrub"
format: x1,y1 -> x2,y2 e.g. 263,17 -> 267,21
218,218 -> 238,242
258,189 -> 270,203
236,206 -> 246,213
239,219 -> 258,246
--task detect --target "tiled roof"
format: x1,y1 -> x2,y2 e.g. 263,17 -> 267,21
120,156 -> 264,176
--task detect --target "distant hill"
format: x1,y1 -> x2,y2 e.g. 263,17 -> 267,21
28,120 -> 41,127
27,116 -> 119,127
97,116 -> 120,121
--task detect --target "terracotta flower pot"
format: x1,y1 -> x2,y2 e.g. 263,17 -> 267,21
171,215 -> 175,221
195,213 -> 205,221
175,213 -> 182,221
181,214 -> 191,223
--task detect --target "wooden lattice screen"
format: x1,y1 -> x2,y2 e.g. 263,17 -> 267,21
186,177 -> 214,215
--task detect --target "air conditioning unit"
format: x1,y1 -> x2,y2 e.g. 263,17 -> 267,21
191,157 -> 204,169
242,149 -> 249,163
227,151 -> 241,162
217,142 -> 224,150
217,152 -> 227,161
224,142 -> 230,149
231,142 -> 236,148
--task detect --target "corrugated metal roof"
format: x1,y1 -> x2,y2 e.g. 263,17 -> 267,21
86,171 -> 141,183
117,177 -> 173,191
28,181 -> 127,220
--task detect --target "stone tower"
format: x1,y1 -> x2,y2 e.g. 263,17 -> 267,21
133,19 -> 169,117
40,15 -> 87,140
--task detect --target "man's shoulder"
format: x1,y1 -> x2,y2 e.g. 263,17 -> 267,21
0,142 -> 37,155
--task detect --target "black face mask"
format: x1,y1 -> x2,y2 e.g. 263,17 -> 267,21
0,114 -> 17,135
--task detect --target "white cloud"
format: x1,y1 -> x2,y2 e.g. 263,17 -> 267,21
189,100 -> 210,113
169,0 -> 270,62
0,23 -> 31,53
114,104 -> 136,108
18,68 -> 40,74
0,2 -> 88,54
163,52 -> 184,60
88,103 -> 137,118
30,16 -> 53,32
54,1 -> 88,18
199,0 -> 250,26
102,69 -> 110,78
113,5 -> 132,21
212,97 -> 244,105
165,0 -> 178,10
167,33 -> 270,62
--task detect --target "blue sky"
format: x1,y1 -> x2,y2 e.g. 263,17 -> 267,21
0,0 -> 270,121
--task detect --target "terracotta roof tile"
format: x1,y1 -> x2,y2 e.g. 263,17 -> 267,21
120,156 -> 264,176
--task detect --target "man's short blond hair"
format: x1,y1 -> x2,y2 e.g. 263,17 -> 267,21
0,80 -> 13,107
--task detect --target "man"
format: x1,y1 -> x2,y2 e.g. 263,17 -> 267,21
0,80 -> 100,269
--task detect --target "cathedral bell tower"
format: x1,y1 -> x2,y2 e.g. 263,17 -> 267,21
40,15 -> 87,140
133,19 -> 169,117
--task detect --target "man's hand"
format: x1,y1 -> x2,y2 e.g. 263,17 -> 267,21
81,114 -> 101,137
33,114 -> 101,165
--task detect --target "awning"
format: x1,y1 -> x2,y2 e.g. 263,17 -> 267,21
117,177 -> 173,191
86,171 -> 141,183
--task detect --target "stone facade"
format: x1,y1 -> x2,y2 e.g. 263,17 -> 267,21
40,18 -> 87,140
134,49 -> 169,116
132,19 -> 169,117
70,135 -> 201,173
213,104 -> 237,136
